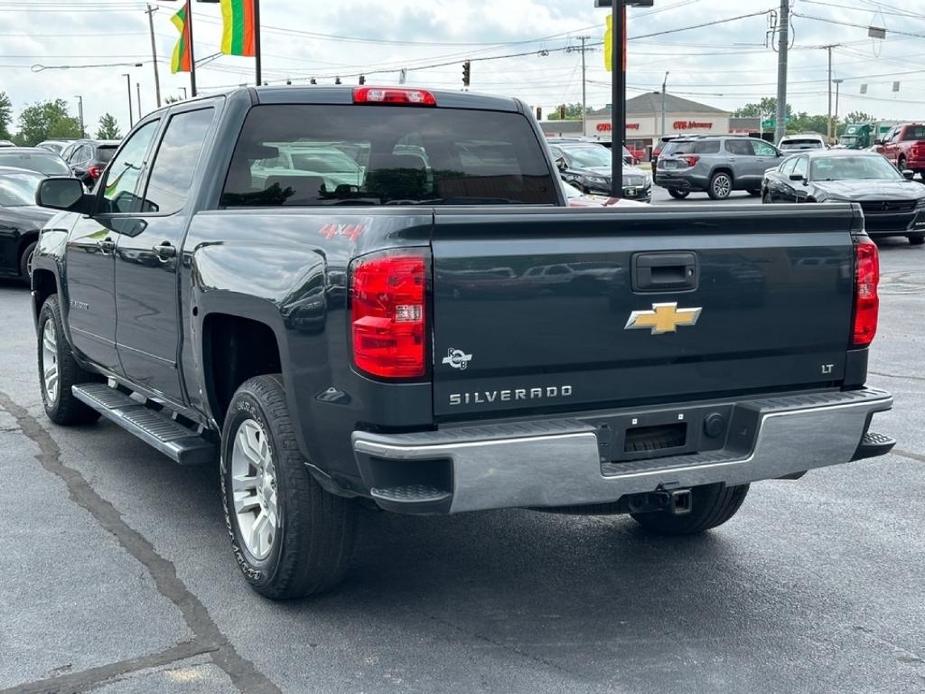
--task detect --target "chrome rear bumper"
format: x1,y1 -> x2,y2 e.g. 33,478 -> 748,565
352,388 -> 893,514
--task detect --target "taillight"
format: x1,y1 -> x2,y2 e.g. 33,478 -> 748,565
852,237 -> 879,347
350,250 -> 428,379
87,165 -> 103,179
353,87 -> 437,106
682,155 -> 700,167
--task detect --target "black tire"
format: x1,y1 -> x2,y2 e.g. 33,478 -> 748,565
19,240 -> 36,285
220,374 -> 357,600
909,235 -> 925,246
630,483 -> 749,535
708,172 -> 733,200
667,188 -> 689,199
37,295 -> 101,425
898,156 -> 906,172
747,189 -> 761,197
761,190 -> 772,204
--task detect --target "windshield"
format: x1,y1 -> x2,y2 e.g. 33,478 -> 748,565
811,156 -> 902,181
561,145 -> 611,169
222,105 -> 558,207
0,171 -> 44,206
0,151 -> 70,176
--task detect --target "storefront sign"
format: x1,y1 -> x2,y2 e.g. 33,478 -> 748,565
673,120 -> 713,130
595,122 -> 640,132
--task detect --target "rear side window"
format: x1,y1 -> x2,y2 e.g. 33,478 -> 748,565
221,104 -> 558,207
97,146 -> 118,163
692,140 -> 720,154
724,140 -> 753,156
142,108 -> 213,214
903,126 -> 925,140
792,156 -> 808,179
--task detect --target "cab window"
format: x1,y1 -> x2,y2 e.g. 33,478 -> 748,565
141,108 -> 213,215
100,120 -> 159,213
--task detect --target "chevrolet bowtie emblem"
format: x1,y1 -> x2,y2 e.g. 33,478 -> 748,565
625,302 -> 702,335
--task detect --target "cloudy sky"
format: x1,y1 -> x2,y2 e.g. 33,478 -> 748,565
3,0 -> 925,136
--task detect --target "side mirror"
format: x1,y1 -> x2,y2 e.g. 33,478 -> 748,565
788,173 -> 806,183
36,177 -> 91,212
555,157 -> 567,172
902,169 -> 915,180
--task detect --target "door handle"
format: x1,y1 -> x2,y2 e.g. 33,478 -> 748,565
633,252 -> 698,292
97,238 -> 115,254
153,242 -> 176,261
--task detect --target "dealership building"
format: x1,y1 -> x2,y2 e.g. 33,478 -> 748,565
540,92 -> 760,158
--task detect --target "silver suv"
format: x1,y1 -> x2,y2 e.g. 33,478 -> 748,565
655,136 -> 783,200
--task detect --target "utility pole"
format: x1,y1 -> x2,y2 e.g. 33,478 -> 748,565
774,0 -> 789,146
136,82 -> 142,120
579,36 -> 589,137
75,95 -> 84,137
254,0 -> 262,86
833,78 -> 844,140
825,44 -> 835,142
185,0 -> 197,97
145,4 -> 162,108
122,73 -> 134,128
661,71 -> 669,140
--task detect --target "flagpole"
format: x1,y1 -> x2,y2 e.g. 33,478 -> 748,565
254,0 -> 262,86
187,0 -> 197,97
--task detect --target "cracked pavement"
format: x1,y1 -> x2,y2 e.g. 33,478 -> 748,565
0,235 -> 923,693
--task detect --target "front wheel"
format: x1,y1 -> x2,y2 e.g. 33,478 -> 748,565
631,483 -> 749,535
708,172 -> 732,200
19,240 -> 36,285
761,190 -> 772,204
909,234 -> 925,246
667,188 -> 689,200
221,374 -> 357,600
37,295 -> 101,425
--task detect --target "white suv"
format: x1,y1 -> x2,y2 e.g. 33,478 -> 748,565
778,133 -> 828,152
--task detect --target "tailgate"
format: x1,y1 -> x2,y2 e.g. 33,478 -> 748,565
431,206 -> 859,418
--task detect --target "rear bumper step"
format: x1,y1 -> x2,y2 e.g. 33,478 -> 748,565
353,388 -> 893,514
72,384 -> 215,465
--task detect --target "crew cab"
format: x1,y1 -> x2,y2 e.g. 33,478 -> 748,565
31,86 -> 894,599
876,123 -> 925,178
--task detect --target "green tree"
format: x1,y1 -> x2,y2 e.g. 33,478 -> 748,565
95,113 -> 122,140
549,102 -> 590,120
14,99 -> 82,146
0,92 -> 12,140
844,111 -> 876,124
733,97 -> 791,119
787,112 -> 829,135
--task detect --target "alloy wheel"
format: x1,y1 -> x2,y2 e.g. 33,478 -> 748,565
231,418 -> 279,560
713,175 -> 731,198
41,319 -> 58,403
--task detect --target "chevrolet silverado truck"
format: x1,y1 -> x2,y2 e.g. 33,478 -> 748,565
31,86 -> 895,600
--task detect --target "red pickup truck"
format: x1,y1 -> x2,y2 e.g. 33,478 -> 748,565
877,123 -> 925,177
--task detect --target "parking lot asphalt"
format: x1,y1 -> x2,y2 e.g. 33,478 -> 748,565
1,215 -> 922,693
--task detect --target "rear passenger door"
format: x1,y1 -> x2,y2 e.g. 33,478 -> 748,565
723,139 -> 757,189
752,139 -> 781,182
114,104 -> 216,404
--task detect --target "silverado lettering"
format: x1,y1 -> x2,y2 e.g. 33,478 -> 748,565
449,385 -> 573,406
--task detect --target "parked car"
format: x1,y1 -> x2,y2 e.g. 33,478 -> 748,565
547,137 -> 635,166
0,139 -> 15,148
778,133 -> 828,152
562,180 -> 648,208
655,135 -> 783,200
61,139 -> 120,188
0,167 -> 55,283
550,141 -> 652,201
0,147 -> 71,176
651,135 -> 678,170
32,85 -> 893,599
37,139 -> 76,155
875,123 -> 925,178
761,149 -> 925,245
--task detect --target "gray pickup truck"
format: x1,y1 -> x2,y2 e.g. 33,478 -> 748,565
31,86 -> 894,599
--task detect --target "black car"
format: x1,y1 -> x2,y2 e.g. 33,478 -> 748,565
0,167 -> 55,282
0,147 -> 71,177
61,139 -> 120,188
762,149 -> 925,245
548,141 -> 652,202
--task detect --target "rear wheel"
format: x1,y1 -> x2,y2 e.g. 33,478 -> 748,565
909,235 -> 925,246
667,188 -> 689,199
708,172 -> 733,200
898,156 -> 907,172
221,374 -> 357,599
37,295 -> 101,425
19,240 -> 36,285
631,483 -> 749,535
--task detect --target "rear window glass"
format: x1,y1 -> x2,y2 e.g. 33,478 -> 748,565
903,126 -> 925,140
221,104 -> 558,207
98,146 -> 118,163
0,151 -> 70,176
666,139 -> 719,155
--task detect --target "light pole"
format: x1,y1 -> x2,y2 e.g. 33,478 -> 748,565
833,78 -> 844,141
136,82 -> 142,121
179,87 -> 187,100
596,0 -> 654,199
661,71 -> 669,141
122,73 -> 133,128
74,95 -> 85,137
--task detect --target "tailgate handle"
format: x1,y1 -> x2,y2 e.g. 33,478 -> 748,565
633,252 -> 698,292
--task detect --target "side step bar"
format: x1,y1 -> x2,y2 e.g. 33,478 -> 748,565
72,384 -> 216,466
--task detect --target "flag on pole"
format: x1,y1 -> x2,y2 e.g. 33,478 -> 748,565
170,5 -> 192,73
220,0 -> 256,56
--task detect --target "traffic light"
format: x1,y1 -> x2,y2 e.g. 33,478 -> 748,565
335,76 -> 342,85
462,60 -> 471,87
359,74 -> 366,85
310,78 -> 317,85
559,104 -> 566,119
536,106 -> 542,121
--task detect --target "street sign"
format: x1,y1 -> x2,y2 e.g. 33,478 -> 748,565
761,117 -> 791,129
